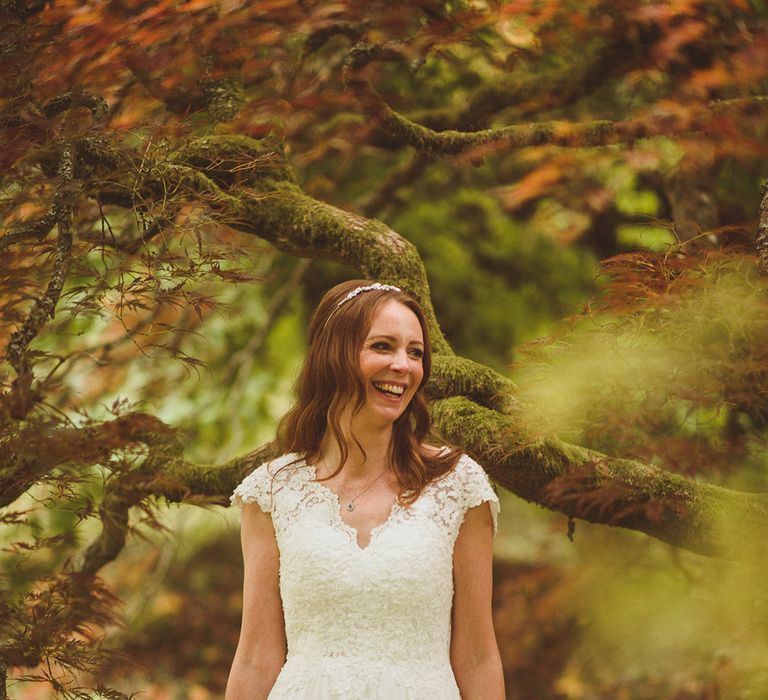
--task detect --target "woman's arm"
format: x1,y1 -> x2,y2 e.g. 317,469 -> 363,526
451,501 -> 506,699
225,503 -> 286,700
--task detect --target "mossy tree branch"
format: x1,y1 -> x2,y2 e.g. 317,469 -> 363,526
340,38 -> 768,155
94,134 -> 452,354
40,91 -> 108,121
352,79 -> 768,154
427,355 -> 519,413
0,207 -> 59,251
431,397 -> 768,558
72,128 -> 768,559
66,387 -> 768,559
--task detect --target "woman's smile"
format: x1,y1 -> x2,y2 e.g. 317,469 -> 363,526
371,381 -> 407,399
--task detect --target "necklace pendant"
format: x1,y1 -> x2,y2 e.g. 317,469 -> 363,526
345,502 -> 355,512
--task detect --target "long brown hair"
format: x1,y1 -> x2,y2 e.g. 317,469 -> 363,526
274,279 -> 460,503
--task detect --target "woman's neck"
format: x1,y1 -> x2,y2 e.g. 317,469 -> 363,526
317,421 -> 392,479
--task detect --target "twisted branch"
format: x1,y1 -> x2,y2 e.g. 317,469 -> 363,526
341,45 -> 768,154
94,135 -> 451,353
355,84 -> 768,155
0,207 -> 58,251
5,142 -> 76,418
431,396 -> 768,558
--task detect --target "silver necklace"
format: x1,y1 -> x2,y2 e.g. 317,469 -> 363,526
336,467 -> 390,512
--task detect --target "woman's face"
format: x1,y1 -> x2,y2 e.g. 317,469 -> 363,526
356,299 -> 425,429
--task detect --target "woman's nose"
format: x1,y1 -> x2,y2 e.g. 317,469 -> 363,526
389,349 -> 408,371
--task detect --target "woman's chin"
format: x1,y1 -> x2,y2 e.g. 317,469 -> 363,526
360,397 -> 406,426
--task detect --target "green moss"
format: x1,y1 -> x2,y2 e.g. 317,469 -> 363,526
428,354 -> 518,411
582,119 -> 615,144
183,135 -> 296,186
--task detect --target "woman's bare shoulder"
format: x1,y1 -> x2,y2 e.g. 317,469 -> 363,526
420,443 -> 465,469
421,443 -> 451,457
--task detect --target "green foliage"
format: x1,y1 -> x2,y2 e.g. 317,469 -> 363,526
550,510 -> 768,699
515,252 -> 768,483
616,223 -> 676,251
393,186 -> 596,367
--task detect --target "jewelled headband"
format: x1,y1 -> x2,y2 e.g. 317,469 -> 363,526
323,283 -> 402,329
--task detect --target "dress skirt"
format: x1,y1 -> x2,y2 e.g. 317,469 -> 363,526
267,655 -> 463,699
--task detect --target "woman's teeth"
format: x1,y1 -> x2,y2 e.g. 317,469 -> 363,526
373,382 -> 405,397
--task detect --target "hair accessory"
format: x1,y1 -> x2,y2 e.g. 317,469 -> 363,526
323,283 -> 402,329
336,283 -> 401,308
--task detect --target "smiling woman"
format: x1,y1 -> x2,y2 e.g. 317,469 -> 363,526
358,299 -> 424,427
225,280 -> 505,700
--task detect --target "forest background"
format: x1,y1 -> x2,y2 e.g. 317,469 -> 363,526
2,0 -> 768,698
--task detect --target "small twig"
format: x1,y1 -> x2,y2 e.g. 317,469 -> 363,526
45,305 -> 165,385
81,211 -> 174,253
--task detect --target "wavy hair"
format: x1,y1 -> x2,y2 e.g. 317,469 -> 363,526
273,279 -> 460,504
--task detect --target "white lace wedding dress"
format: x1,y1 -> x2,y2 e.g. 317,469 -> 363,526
231,452 -> 499,699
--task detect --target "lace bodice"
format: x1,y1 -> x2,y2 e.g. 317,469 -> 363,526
231,453 -> 499,699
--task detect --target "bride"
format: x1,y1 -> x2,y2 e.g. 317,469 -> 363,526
226,280 -> 505,699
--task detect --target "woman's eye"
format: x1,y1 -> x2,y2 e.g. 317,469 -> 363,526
372,342 -> 390,351
408,348 -> 424,358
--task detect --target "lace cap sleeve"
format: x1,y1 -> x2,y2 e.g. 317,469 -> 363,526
230,462 -> 274,513
456,454 -> 500,536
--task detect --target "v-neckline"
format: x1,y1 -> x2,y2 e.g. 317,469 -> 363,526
305,463 -> 402,551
